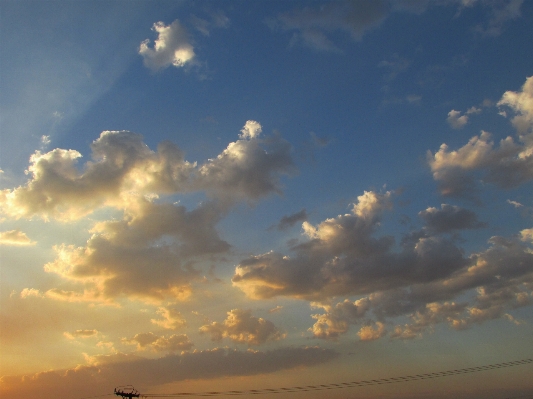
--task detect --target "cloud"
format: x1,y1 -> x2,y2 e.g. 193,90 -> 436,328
0,131 -> 195,221
151,307 -> 187,330
472,0 -> 523,37
271,0 -> 389,52
43,198 -> 227,303
0,230 -> 35,246
429,77 -> 533,199
0,122 -> 293,221
123,332 -> 194,353
272,209 -> 308,231
197,121 -> 295,202
357,321 -> 386,341
139,20 -> 195,71
447,109 -> 469,129
419,204 -> 486,233
378,53 -> 411,81
200,309 -> 285,345
498,75 -> 533,135
309,298 -> 370,340
64,329 -> 98,340
268,305 -> 283,314
190,10 -> 229,36
0,122 -> 295,305
0,347 -> 339,399
233,190 -> 468,300
232,181 -> 533,341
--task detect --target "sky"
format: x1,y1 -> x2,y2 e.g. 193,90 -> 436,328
0,1 -> 532,398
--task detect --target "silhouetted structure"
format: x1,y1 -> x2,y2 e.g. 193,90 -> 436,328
114,386 -> 140,399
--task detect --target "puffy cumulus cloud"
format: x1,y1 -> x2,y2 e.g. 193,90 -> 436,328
0,230 -> 35,246
447,109 -> 469,129
233,190 -> 467,300
63,329 -> 98,340
1,123 -> 295,305
151,306 -> 187,330
429,77 -> 533,199
309,298 -> 370,340
357,321 -> 386,341
0,347 -> 339,399
139,20 -> 195,71
419,204 -> 486,233
199,309 -> 285,346
233,185 -> 533,341
498,76 -> 533,135
123,332 -> 194,353
390,302 -> 467,340
197,121 -> 294,202
43,198 -> 227,302
0,131 -> 194,221
271,0 -> 389,52
0,122 -> 293,222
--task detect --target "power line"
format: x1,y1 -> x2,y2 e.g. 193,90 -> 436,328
136,358 -> 532,397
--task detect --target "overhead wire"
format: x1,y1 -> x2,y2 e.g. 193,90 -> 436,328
137,358 -> 532,397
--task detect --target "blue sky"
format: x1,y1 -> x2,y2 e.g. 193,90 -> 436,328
1,1 -> 532,398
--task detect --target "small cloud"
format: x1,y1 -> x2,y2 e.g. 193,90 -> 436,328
123,332 -> 194,353
268,305 -> 283,314
0,230 -> 35,246
200,309 -> 285,345
40,135 -> 51,151
419,204 -> 486,233
466,106 -> 482,115
447,109 -> 469,129
357,321 -> 386,341
406,94 -> 422,104
190,10 -> 229,36
473,0 -> 523,37
20,288 -> 43,298
272,0 -> 389,52
151,307 -> 187,330
64,329 -> 99,340
272,209 -> 308,231
378,53 -> 411,81
139,20 -> 195,72
507,199 -> 523,208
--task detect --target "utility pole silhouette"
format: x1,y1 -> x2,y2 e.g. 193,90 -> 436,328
114,386 -> 140,399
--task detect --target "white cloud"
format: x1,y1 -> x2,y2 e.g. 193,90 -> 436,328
447,109 -> 469,129
498,75 -> 533,136
429,78 -> 533,198
139,20 -> 195,71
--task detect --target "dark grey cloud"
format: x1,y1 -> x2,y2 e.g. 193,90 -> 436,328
272,209 -> 308,231
1,347 -> 339,399
233,191 -> 468,300
419,204 -> 486,233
